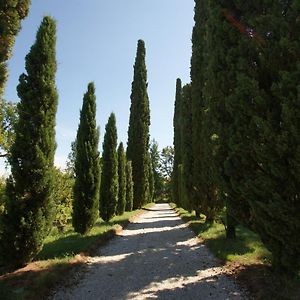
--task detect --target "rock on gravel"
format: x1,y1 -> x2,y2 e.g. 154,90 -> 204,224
50,203 -> 248,300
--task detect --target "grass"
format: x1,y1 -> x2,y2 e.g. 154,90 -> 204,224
0,204 -> 154,300
171,204 -> 300,300
172,205 -> 271,265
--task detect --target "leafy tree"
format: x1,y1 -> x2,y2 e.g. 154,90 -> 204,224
100,113 -> 118,221
125,160 -> 133,212
149,139 -> 164,200
72,83 -> 100,234
160,146 -> 174,180
1,16 -> 58,266
127,40 -> 151,209
116,142 -> 126,215
148,153 -> 154,202
172,78 -> 182,206
53,168 -> 74,232
65,140 -> 76,176
160,146 -> 174,200
0,0 -> 31,98
0,100 -> 17,157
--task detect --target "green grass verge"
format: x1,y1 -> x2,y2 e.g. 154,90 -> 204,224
0,204 -> 154,300
171,204 -> 271,265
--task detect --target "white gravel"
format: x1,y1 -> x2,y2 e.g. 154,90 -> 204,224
50,203 -> 248,300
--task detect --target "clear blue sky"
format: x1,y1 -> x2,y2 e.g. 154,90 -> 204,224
3,0 -> 194,170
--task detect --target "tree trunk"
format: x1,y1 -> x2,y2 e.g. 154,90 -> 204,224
226,213 -> 236,239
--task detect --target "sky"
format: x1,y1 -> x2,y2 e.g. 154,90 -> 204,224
2,0 -> 195,173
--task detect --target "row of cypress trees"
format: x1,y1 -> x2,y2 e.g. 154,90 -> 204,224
173,0 -> 300,275
0,13 -> 150,266
56,82 -> 135,234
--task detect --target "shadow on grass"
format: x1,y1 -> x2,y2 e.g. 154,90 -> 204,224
37,211 -> 141,261
37,221 -> 119,260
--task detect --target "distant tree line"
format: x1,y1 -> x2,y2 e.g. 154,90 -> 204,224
173,0 -> 300,276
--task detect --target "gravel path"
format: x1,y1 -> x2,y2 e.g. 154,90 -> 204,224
50,203 -> 247,300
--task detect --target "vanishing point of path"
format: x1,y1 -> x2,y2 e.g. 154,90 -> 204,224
51,204 -> 247,300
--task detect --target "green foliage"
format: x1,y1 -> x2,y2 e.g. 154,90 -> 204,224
127,39 -> 151,209
0,99 -> 17,157
0,177 -> 6,240
125,160 -> 133,211
148,153 -> 154,202
72,82 -> 100,235
53,168 -> 74,232
100,113 -> 118,221
0,0 -> 31,97
1,16 -> 58,267
172,78 -> 182,206
159,146 -> 174,200
116,142 -> 126,215
65,140 -> 76,176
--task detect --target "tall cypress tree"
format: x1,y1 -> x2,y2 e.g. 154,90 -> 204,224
202,1 -> 244,237
224,1 -> 300,274
1,16 -> 58,266
191,0 -> 219,220
0,0 -> 31,98
127,40 -> 150,209
125,160 -> 134,212
100,113 -> 118,221
72,82 -> 100,234
172,78 -> 182,206
116,142 -> 126,215
180,84 -> 194,211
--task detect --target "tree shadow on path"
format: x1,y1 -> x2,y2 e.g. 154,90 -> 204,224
51,204 -> 246,300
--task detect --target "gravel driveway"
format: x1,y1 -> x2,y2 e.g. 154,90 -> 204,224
50,203 -> 247,300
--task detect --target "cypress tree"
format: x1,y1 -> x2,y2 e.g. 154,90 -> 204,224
0,0 -> 31,97
225,1 -> 300,274
202,1 -> 244,237
191,0 -> 219,220
72,83 -> 100,234
116,142 -> 126,215
127,40 -> 150,209
125,160 -> 134,212
100,113 -> 118,221
1,16 -> 58,266
172,78 -> 182,206
180,84 -> 193,211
